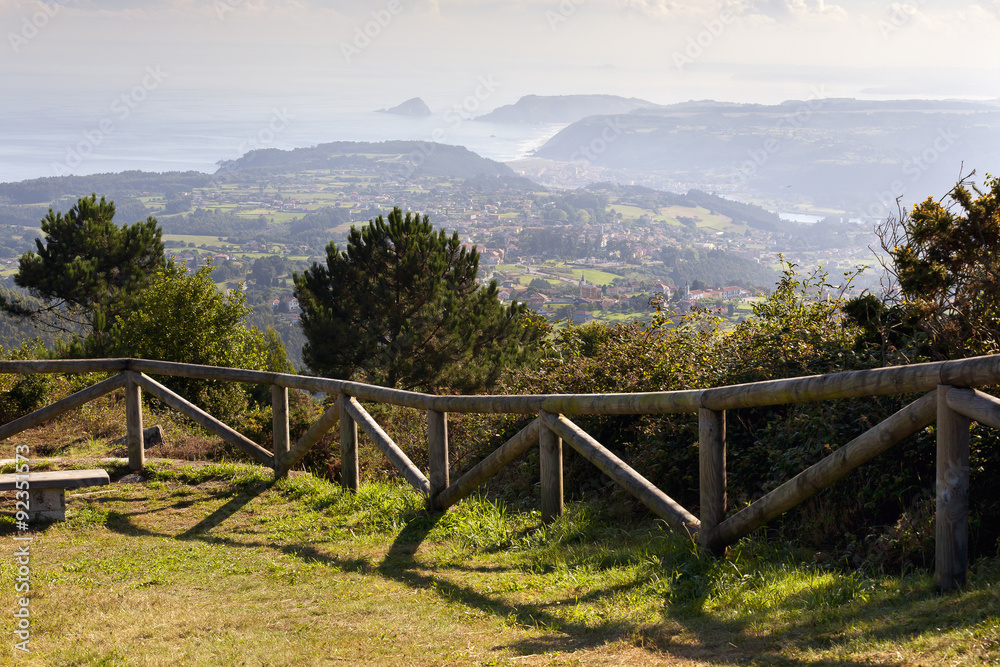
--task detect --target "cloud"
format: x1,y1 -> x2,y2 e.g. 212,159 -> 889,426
738,0 -> 848,21
614,0 -> 848,22
975,0 -> 1000,17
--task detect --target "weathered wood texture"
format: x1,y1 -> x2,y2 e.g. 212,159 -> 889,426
946,387 -> 1000,430
0,359 -> 128,375
700,354 -> 1000,411
276,398 -> 341,476
272,385 -> 290,468
345,396 -> 431,496
541,411 -> 700,536
937,385 -> 971,591
0,373 -> 126,442
125,372 -> 144,471
427,410 -> 449,502
433,418 -> 540,511
706,391 -> 938,551
127,359 -> 287,386
135,373 -> 273,466
699,408 -> 726,552
339,394 -> 359,491
540,391 -> 703,415
539,413 -> 564,523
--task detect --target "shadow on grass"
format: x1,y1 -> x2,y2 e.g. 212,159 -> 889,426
372,517 -> 899,665
177,481 -> 273,538
91,482 -> 986,665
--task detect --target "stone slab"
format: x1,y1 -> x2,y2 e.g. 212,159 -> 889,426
0,469 -> 111,491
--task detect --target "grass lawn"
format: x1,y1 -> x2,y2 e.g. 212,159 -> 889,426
566,268 -> 620,287
608,204 -> 658,220
3,446 -> 1000,665
0,397 -> 997,666
589,312 -> 647,324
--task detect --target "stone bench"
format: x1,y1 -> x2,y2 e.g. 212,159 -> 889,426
0,469 -> 111,522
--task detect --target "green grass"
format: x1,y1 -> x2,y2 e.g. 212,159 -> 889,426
588,312 -> 646,323
609,204 -> 657,219
565,267 -> 620,286
496,263 -> 620,288
3,460 -> 1000,665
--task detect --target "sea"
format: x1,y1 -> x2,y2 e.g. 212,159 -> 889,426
0,89 -> 566,184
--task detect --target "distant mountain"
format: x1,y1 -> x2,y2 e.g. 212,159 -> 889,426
533,98 -> 1000,211
216,140 -> 524,182
475,94 -> 656,124
377,97 -> 432,117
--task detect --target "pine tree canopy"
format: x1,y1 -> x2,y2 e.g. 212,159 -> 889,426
294,207 -> 545,392
1,194 -> 165,346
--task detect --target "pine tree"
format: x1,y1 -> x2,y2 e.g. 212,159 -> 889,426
294,207 -> 544,392
0,194 -> 165,352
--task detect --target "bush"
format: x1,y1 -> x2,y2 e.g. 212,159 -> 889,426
477,261 -> 982,568
0,340 -> 54,423
110,263 -> 292,427
0,373 -> 52,423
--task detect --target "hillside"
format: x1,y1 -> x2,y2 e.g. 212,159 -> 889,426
532,98 -> 1000,211
216,140 -> 519,180
475,94 -> 656,124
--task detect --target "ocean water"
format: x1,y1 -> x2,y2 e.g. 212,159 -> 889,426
0,90 -> 566,184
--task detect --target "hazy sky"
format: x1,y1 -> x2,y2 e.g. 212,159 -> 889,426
2,0 -> 998,112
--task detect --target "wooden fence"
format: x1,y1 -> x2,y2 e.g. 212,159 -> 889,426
5,355 -> 1000,591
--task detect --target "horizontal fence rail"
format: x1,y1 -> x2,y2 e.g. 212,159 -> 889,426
2,353 -> 1000,412
4,354 -> 1000,591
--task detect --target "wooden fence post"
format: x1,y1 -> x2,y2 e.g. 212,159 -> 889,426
125,372 -> 144,471
937,385 -> 971,591
428,409 -> 449,509
340,393 -> 359,491
539,410 -> 563,523
272,384 -> 290,475
699,407 -> 726,554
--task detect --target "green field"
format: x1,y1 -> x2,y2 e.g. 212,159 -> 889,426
609,203 -> 739,234
494,263 -> 621,287
566,267 -> 620,286
609,204 -> 659,220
